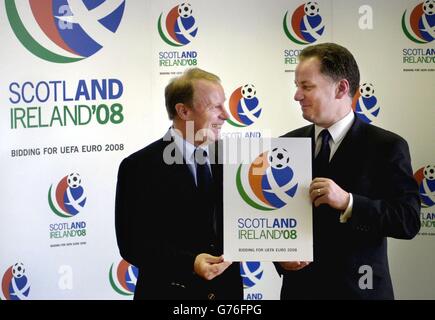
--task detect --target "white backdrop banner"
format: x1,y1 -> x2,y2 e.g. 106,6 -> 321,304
0,0 -> 433,300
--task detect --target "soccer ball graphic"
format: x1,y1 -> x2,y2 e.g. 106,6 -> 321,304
304,2 -> 320,17
178,3 -> 193,18
424,165 -> 435,180
241,84 -> 256,99
359,83 -> 375,98
67,173 -> 81,188
423,0 -> 435,15
12,263 -> 25,279
269,147 -> 290,169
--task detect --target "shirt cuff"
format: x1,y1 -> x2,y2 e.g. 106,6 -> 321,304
339,193 -> 353,223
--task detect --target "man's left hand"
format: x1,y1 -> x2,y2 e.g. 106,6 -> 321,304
309,177 -> 350,211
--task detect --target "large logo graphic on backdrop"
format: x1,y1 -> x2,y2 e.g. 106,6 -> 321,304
48,173 -> 87,218
158,2 -> 198,47
5,0 -> 126,63
237,148 -> 298,211
415,165 -> 435,208
240,261 -> 263,289
283,2 -> 325,44
227,84 -> 261,128
352,83 -> 380,124
1,263 -> 30,300
109,260 -> 138,296
402,0 -> 434,44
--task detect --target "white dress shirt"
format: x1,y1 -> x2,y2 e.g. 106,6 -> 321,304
170,128 -> 211,186
314,110 -> 354,223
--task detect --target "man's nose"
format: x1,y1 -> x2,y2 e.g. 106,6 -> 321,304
220,107 -> 230,120
294,87 -> 303,101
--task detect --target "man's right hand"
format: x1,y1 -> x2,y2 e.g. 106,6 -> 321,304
194,253 -> 232,280
279,261 -> 311,271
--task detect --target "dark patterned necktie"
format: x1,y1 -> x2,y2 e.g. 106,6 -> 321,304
194,147 -> 217,237
314,129 -> 331,178
194,148 -> 213,194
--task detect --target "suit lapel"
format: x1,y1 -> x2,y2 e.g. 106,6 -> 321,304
307,126 -> 316,158
329,116 -> 366,173
300,125 -> 316,161
209,140 -> 222,184
160,134 -> 197,191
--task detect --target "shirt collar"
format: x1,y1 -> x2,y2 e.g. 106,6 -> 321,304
314,110 -> 354,144
170,127 -> 209,164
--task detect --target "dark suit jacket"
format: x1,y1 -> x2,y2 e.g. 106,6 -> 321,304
277,115 -> 420,300
115,131 -> 243,300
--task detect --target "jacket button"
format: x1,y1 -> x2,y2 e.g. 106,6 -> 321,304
208,293 -> 215,300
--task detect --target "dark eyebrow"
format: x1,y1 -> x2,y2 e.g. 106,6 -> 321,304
295,80 -> 312,86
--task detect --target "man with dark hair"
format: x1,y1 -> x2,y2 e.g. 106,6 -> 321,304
115,68 -> 243,299
277,43 -> 420,299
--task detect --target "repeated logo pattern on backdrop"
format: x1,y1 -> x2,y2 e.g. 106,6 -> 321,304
415,165 -> 435,208
402,0 -> 435,44
240,262 -> 263,289
1,263 -> 30,300
1,0 -> 433,300
352,82 -> 380,123
5,0 -> 126,63
283,1 -> 325,44
158,2 -> 198,47
227,84 -> 261,128
237,148 -> 298,211
109,260 -> 138,296
48,173 -> 87,218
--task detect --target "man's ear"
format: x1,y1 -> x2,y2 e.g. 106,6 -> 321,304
336,79 -> 350,99
175,103 -> 190,120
